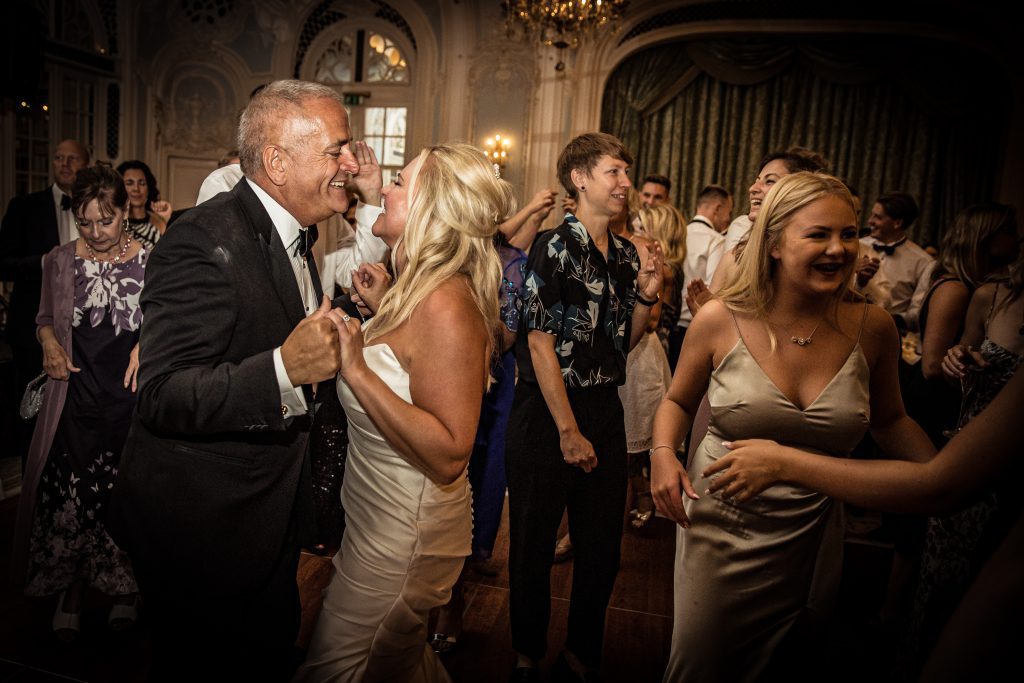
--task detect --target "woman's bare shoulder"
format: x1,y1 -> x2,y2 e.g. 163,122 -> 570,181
409,277 -> 487,341
856,302 -> 899,359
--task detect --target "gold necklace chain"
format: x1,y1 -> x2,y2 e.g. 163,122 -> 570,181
768,308 -> 829,347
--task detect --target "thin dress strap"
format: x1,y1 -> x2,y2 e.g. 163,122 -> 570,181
984,282 -> 1001,334
727,307 -> 745,346
855,301 -> 870,345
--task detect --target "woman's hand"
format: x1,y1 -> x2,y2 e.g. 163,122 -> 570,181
702,439 -> 787,502
151,200 -> 173,224
350,262 -> 392,315
327,308 -> 367,382
527,189 -> 556,218
123,343 -> 141,392
941,344 -> 986,382
42,338 -> 79,381
559,427 -> 598,473
651,449 -> 699,528
686,278 -> 712,315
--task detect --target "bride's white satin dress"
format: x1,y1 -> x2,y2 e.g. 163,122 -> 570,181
294,344 -> 471,683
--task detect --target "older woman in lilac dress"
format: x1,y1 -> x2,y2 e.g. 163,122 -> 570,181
12,164 -> 144,641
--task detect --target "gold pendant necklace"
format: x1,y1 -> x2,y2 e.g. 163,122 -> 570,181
790,319 -> 822,346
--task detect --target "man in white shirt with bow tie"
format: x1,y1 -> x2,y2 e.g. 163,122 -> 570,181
859,191 -> 935,332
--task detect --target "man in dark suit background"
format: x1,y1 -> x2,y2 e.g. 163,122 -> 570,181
0,139 -> 88,466
108,80 -> 374,680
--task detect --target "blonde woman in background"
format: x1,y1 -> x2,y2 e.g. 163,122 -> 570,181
650,172 -> 934,681
616,204 -> 685,528
295,143 -> 514,683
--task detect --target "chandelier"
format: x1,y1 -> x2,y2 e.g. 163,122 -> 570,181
504,1 -> 629,69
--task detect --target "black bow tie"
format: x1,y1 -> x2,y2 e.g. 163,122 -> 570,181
871,238 -> 906,256
60,194 -> 71,211
293,225 -> 319,258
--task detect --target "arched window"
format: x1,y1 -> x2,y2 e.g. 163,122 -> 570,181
305,26 -> 412,184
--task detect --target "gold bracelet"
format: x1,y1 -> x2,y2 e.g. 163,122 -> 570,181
649,445 -> 676,456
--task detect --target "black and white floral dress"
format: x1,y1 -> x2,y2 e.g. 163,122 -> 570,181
25,251 -> 146,597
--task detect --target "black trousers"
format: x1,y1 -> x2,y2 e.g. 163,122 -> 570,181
134,535 -> 302,682
505,382 -> 628,668
667,324 -> 687,373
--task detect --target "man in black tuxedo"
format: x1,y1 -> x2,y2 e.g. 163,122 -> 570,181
0,139 -> 88,465
108,81 -> 374,680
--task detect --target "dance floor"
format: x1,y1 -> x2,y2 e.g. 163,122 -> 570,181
0,489 -> 898,682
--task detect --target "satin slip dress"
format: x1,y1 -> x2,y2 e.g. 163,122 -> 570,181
664,308 -> 870,682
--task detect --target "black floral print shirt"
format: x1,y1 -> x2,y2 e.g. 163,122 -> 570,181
516,214 -> 640,389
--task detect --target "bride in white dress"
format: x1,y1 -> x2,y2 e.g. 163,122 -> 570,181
294,143 -> 515,682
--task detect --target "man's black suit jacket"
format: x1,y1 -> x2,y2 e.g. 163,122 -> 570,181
109,179 -> 316,596
0,187 -> 60,349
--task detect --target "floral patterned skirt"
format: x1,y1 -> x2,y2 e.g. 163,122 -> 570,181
25,443 -> 137,597
24,313 -> 139,597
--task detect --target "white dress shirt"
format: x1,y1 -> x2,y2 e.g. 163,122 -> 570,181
678,215 -> 725,328
52,184 -> 78,245
724,214 -> 752,252
196,164 -> 244,205
247,178 -> 318,419
245,178 -> 388,418
853,241 -> 892,310
860,235 -> 935,331
319,203 -> 386,295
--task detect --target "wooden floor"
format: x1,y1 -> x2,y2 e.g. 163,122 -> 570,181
296,499 -> 677,683
0,489 -> 900,682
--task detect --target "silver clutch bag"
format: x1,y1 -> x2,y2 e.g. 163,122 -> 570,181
19,372 -> 48,419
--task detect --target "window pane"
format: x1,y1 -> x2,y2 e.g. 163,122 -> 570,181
381,167 -> 397,187
385,107 -> 406,136
365,107 -> 385,135
383,136 -> 404,166
366,136 -> 384,160
365,33 -> 408,83
313,34 -> 354,84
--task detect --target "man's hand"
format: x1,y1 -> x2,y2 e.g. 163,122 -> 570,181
855,254 -> 880,288
560,427 -> 598,473
636,240 -> 664,301
281,296 -> 341,386
349,141 -> 383,207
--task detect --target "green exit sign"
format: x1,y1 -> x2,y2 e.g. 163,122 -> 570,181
344,94 -> 365,105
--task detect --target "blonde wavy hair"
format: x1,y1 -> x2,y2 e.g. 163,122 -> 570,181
638,204 -> 687,274
935,203 -> 1017,290
364,143 -> 516,367
717,172 -> 858,347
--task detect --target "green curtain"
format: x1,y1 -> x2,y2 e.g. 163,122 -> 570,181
601,37 -> 1008,247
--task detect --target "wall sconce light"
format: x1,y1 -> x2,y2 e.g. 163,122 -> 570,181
484,134 -> 511,170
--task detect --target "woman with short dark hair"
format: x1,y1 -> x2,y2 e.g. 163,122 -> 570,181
13,164 -> 145,641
